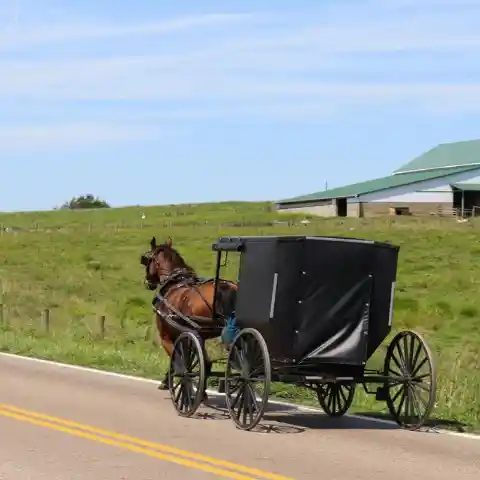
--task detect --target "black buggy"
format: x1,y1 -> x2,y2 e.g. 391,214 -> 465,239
165,235 -> 436,431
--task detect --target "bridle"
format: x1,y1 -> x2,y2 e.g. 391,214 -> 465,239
140,250 -> 197,291
140,251 -> 163,289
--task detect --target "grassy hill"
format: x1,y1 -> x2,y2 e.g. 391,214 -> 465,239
0,202 -> 478,432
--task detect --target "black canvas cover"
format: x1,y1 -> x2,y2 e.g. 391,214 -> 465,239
215,235 -> 399,365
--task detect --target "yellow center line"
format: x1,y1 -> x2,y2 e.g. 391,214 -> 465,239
0,404 -> 294,480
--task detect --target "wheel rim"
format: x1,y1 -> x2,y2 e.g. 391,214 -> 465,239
317,383 -> 356,416
225,329 -> 270,431
169,333 -> 205,417
385,330 -> 436,429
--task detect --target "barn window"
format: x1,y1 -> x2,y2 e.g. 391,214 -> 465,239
389,207 -> 411,216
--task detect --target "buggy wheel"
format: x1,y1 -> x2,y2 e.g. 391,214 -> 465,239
168,331 -> 206,418
225,328 -> 271,431
384,330 -> 436,430
317,382 -> 356,417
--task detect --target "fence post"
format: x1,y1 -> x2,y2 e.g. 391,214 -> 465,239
0,303 -> 3,325
42,308 -> 50,332
99,315 -> 106,338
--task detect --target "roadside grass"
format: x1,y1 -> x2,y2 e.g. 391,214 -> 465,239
0,202 -> 479,432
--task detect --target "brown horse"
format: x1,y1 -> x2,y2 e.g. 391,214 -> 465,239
140,236 -> 238,391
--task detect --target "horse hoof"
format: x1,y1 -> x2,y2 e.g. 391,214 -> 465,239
158,381 -> 169,391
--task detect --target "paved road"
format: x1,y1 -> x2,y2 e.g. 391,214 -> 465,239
0,354 -> 479,480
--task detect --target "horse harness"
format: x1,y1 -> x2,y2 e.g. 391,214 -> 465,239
151,268 -> 218,330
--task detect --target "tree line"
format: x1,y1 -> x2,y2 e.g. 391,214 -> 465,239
58,194 -> 110,210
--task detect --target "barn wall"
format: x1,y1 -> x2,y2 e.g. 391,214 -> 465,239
361,202 -> 452,217
277,200 -> 337,217
367,190 -> 452,203
454,174 -> 480,184
346,169 -> 480,217
347,202 -> 362,217
358,168 -> 480,203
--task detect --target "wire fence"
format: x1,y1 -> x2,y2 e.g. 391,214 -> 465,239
0,219 -> 305,235
0,304 -> 156,343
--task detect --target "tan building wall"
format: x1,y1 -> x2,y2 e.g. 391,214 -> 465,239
277,200 -> 337,217
347,202 -> 363,217
361,202 -> 453,217
278,200 -> 455,218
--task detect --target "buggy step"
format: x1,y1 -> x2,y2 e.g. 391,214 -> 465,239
375,386 -> 388,401
217,379 -> 226,394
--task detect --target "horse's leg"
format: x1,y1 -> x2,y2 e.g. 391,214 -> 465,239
156,314 -> 174,390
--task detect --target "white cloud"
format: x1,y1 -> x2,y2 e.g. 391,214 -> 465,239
379,0 -> 480,7
0,12 -> 260,49
2,50 -> 480,110
0,122 -> 164,153
1,0 -> 480,155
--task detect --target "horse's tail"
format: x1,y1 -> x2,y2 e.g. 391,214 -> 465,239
214,281 -> 237,319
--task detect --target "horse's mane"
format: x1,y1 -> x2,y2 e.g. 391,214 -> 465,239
154,243 -> 196,274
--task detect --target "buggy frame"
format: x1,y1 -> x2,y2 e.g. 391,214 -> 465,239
159,235 -> 437,432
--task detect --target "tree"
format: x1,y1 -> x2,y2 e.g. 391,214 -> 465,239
60,194 -> 111,210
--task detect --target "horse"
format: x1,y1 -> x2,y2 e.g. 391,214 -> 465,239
140,236 -> 238,396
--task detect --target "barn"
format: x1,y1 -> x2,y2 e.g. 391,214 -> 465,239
275,139 -> 480,218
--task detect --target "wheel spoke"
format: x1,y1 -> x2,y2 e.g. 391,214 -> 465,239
227,375 -> 243,393
246,383 -> 259,412
412,356 -> 428,377
189,356 -> 200,372
388,367 -> 402,377
232,346 -> 243,371
174,383 -> 184,404
390,385 -> 404,403
179,342 -> 186,367
339,386 -> 349,405
388,378 -> 405,388
180,384 -> 188,412
394,387 -> 406,419
327,386 -> 335,412
395,340 -> 408,373
411,382 -> 429,409
232,383 -> 246,410
404,387 -> 412,424
236,388 -> 245,420
409,385 -> 422,418
408,334 -> 415,373
414,381 -> 432,393
242,387 -> 249,425
407,384 -> 417,423
413,373 -> 431,381
391,350 -> 405,374
411,340 -> 423,373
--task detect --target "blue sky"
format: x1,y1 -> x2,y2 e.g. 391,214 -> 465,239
1,0 -> 480,211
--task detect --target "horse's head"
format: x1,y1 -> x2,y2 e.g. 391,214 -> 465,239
140,236 -> 193,290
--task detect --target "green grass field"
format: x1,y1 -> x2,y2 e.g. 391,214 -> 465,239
0,202 -> 479,432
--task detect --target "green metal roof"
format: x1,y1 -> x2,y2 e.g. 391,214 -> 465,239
452,183 -> 480,191
278,165 -> 478,205
394,139 -> 480,174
